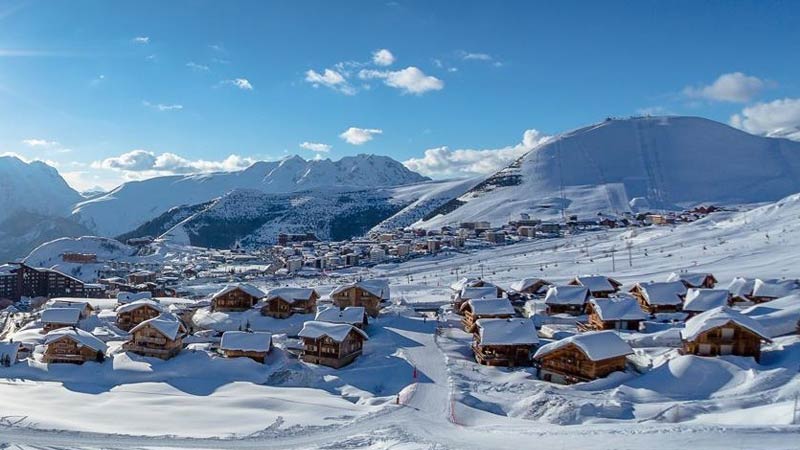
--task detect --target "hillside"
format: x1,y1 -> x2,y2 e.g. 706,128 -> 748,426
418,116 -> 800,228
73,154 -> 429,236
0,156 -> 82,222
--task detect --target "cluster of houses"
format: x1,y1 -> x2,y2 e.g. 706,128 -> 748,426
3,279 -> 391,370
450,271 -> 797,384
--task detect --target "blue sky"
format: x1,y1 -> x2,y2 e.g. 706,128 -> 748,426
1,0 -> 799,191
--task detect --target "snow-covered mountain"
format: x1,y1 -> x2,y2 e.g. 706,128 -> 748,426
0,156 -> 82,222
418,116 -> 800,228
73,154 -> 429,236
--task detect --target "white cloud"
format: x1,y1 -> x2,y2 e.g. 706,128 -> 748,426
403,129 -> 552,178
372,49 -> 395,66
460,52 -> 492,61
359,66 -> 443,95
299,141 -> 332,153
339,127 -> 383,145
223,78 -> 254,90
142,100 -> 183,111
22,138 -> 59,148
730,98 -> 800,141
93,150 -> 257,174
304,68 -> 356,95
186,61 -> 209,71
683,72 -> 766,103
132,36 -> 150,44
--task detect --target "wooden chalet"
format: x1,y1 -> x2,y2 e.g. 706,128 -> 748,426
330,280 -> 389,318
680,306 -> 772,362
122,314 -> 186,359
452,285 -> 504,313
472,318 -> 539,367
315,306 -> 369,330
508,278 -> 552,297
682,288 -> 732,316
43,327 -> 106,364
40,308 -> 81,333
543,285 -> 590,315
568,275 -> 622,298
128,270 -> 156,285
115,299 -> 165,331
258,288 -> 318,318
727,277 -> 757,303
667,272 -> 718,289
210,284 -> 265,312
749,278 -> 799,304
298,321 -> 368,368
581,296 -> 647,331
629,281 -> 687,314
219,331 -> 272,363
533,331 -> 633,384
47,299 -> 95,319
460,298 -> 515,332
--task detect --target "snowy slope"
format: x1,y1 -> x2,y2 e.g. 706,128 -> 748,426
418,116 -> 800,228
23,236 -> 137,281
72,154 -> 429,236
0,156 -> 82,222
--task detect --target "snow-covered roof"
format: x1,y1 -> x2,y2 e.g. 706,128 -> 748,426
476,318 -> 539,346
298,320 -> 368,343
315,306 -> 366,325
41,308 -> 81,325
461,298 -> 515,316
589,297 -> 647,321
130,314 -> 185,341
533,330 -> 633,361
459,286 -> 500,300
450,277 -> 486,292
727,277 -> 757,298
116,299 -> 165,314
44,327 -> 107,352
330,279 -> 390,300
265,287 -> 317,304
571,275 -> 620,293
634,281 -> 687,306
666,272 -> 716,287
0,342 -> 20,361
220,331 -> 272,352
212,283 -> 266,300
509,278 -> 551,294
544,285 -> 589,305
681,306 -> 771,342
683,289 -> 730,313
751,278 -> 799,299
47,299 -> 92,311
117,291 -> 152,303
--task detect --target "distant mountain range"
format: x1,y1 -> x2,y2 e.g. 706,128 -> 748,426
5,116 -> 800,260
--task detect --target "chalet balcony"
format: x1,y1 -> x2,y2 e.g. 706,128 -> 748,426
133,336 -> 167,345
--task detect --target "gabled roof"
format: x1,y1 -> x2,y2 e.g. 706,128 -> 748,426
118,291 -> 152,303
544,285 -> 589,305
509,278 -> 551,294
45,327 -> 107,352
41,308 -> 81,325
533,330 -> 632,361
450,277 -> 487,292
330,279 -> 390,300
589,297 -> 647,321
751,279 -> 799,299
212,283 -> 266,300
727,277 -> 757,298
0,342 -> 20,361
130,314 -> 185,341
683,289 -> 730,313
571,275 -> 621,293
264,287 -> 317,304
47,299 -> 93,311
461,298 -> 515,316
220,331 -> 272,352
667,272 -> 717,287
633,281 -> 687,306
298,320 -> 368,343
476,318 -> 539,346
315,306 -> 366,325
116,299 -> 165,314
681,306 -> 771,342
459,286 -> 500,301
